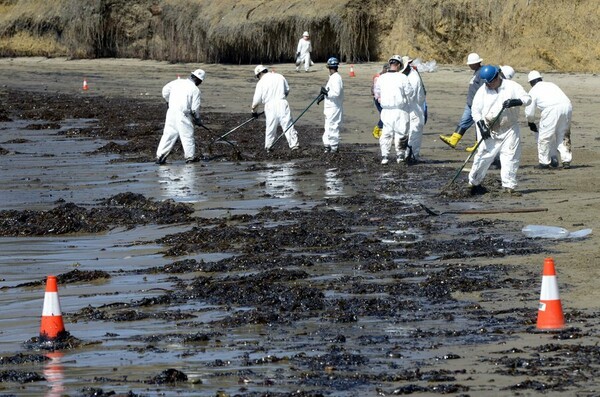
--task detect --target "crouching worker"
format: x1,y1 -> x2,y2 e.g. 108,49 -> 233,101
468,65 -> 531,196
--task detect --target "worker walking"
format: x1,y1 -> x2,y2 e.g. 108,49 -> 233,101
320,57 -> 344,153
468,65 -> 531,195
373,55 -> 414,164
439,52 -> 484,150
251,65 -> 300,152
402,55 -> 427,162
295,31 -> 313,73
525,70 -> 573,169
156,69 -> 205,164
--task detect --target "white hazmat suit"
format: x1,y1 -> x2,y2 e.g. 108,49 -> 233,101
322,70 -> 344,151
296,33 -> 312,72
373,70 -> 414,163
252,71 -> 299,150
156,77 -> 202,162
525,81 -> 572,166
404,65 -> 426,160
469,79 -> 531,190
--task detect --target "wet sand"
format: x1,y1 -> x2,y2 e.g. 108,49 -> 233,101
1,57 -> 600,396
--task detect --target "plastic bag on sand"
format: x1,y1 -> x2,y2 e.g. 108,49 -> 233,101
522,225 -> 593,239
412,58 -> 437,73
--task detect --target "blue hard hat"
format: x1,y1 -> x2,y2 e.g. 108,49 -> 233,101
480,64 -> 499,83
326,57 -> 340,68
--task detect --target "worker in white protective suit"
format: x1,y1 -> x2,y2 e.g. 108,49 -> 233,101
468,65 -> 531,196
319,57 -> 344,153
295,31 -> 313,73
373,55 -> 414,164
156,69 -> 205,164
524,70 -> 573,169
251,65 -> 300,152
401,55 -> 426,162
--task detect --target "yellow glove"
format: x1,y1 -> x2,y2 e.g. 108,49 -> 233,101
372,125 -> 381,139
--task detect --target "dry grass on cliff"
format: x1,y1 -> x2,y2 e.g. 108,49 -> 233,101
0,0 -> 598,72
148,0 -> 378,64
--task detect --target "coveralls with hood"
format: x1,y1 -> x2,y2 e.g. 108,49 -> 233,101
252,67 -> 299,150
373,57 -> 414,163
524,73 -> 572,167
296,32 -> 312,72
322,64 -> 344,151
402,58 -> 427,160
156,70 -> 203,163
469,72 -> 531,190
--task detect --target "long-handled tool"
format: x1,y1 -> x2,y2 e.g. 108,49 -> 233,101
440,107 -> 506,193
419,202 -> 548,216
268,93 -> 322,151
206,112 -> 263,157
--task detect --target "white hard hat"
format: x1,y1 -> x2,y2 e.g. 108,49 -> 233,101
528,70 -> 542,82
303,31 -> 309,37
254,64 -> 268,77
500,65 -> 515,80
388,54 -> 403,64
466,53 -> 483,65
192,69 -> 205,81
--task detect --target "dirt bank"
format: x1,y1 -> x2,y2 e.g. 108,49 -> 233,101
0,1 -> 599,72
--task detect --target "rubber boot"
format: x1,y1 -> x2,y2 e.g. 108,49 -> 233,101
465,142 -> 478,152
439,132 -> 463,148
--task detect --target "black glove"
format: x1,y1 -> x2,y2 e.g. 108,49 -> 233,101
528,122 -> 538,132
192,115 -> 202,127
320,86 -> 329,97
502,99 -> 523,108
476,120 -> 491,140
316,93 -> 325,105
251,111 -> 259,119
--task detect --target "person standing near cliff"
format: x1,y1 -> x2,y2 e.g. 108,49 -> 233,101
295,31 -> 313,73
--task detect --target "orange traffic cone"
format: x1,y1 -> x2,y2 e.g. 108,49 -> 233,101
349,64 -> 356,78
82,78 -> 89,91
536,257 -> 565,330
40,275 -> 66,340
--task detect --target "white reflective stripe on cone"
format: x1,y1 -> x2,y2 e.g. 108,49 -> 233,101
539,276 -> 560,300
42,292 -> 62,316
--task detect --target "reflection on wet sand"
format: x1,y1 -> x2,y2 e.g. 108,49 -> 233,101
324,167 -> 344,196
257,162 -> 298,198
44,352 -> 64,397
